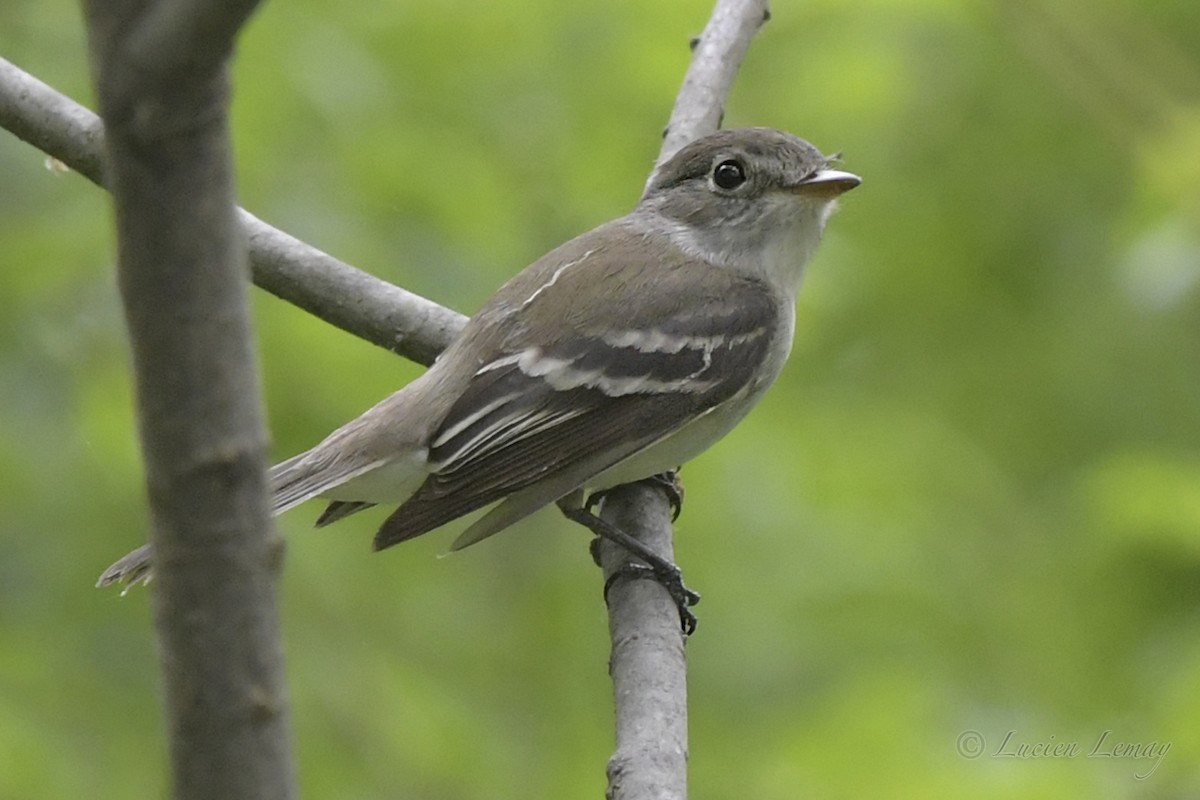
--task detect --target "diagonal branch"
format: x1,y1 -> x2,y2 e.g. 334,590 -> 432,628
239,208 -> 463,365
0,56 -> 464,367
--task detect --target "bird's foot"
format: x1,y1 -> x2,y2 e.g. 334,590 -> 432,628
636,469 -> 684,521
564,504 -> 699,635
585,469 -> 684,521
603,561 -> 699,636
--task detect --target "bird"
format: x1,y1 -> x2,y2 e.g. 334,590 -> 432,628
98,127 -> 860,632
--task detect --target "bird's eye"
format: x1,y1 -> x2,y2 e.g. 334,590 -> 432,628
712,159 -> 746,190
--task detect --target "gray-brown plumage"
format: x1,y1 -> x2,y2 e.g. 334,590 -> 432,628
98,128 -> 859,589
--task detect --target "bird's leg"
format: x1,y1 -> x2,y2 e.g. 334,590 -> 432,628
583,468 -> 684,567
563,474 -> 699,635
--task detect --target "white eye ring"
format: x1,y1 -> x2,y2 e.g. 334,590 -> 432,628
712,159 -> 747,190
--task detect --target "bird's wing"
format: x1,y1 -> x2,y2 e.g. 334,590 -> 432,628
314,500 -> 376,527
372,255 -> 781,550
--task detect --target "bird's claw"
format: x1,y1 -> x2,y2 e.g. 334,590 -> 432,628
587,470 -> 685,522
603,560 -> 700,635
638,469 -> 684,521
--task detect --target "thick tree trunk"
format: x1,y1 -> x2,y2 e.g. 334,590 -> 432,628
81,1 -> 297,797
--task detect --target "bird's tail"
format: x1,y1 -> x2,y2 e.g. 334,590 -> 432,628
97,381 -> 434,590
94,447 -> 381,591
95,543 -> 155,591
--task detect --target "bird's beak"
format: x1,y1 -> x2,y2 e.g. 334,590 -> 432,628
790,169 -> 862,197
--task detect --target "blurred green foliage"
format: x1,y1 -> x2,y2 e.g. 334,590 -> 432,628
2,0 -> 1199,797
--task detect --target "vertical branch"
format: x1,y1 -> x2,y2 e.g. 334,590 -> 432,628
657,0 -> 773,167
599,2 -> 771,799
82,1 -> 296,798
598,484 -> 690,800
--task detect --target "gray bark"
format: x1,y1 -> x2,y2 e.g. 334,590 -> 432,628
81,0 -> 296,797
0,56 -> 465,367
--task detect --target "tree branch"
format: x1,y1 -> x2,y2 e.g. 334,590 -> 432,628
598,2 -> 770,798
0,58 -> 107,181
239,208 -> 463,365
0,56 -> 465,367
81,0 -> 295,796
122,0 -> 263,82
656,0 -> 772,168
597,484 -> 690,799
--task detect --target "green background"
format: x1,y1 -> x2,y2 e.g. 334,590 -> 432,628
2,0 -> 1199,797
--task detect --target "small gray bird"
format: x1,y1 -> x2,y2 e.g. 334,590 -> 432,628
99,128 -> 860,631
